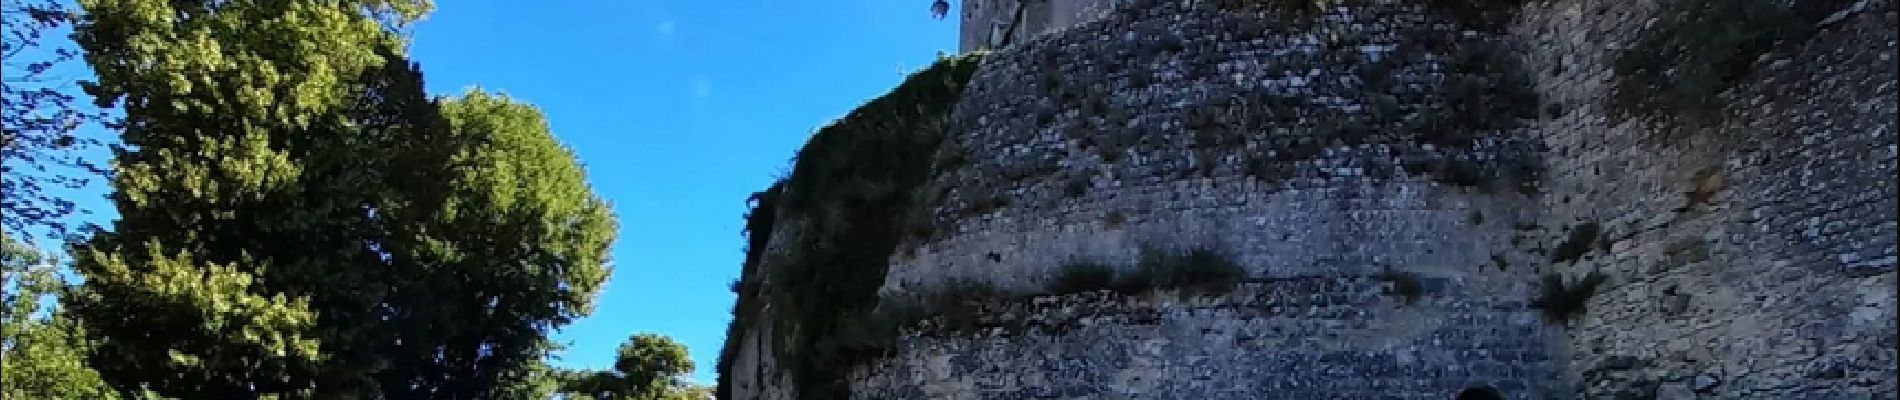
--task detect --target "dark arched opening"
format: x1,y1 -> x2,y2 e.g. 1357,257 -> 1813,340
1456,386 -> 1505,400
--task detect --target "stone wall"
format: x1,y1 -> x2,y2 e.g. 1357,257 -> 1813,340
866,0 -> 1565,398
722,211 -> 804,400
853,279 -> 1569,399
1513,0 -> 1898,398
889,0 -> 1542,296
719,0 -> 1898,398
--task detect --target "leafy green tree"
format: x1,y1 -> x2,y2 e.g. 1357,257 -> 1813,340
1,234 -> 117,399
63,0 -> 617,398
368,89 -> 617,399
658,385 -> 713,400
558,333 -> 704,400
67,240 -> 329,397
65,0 -> 433,395
487,358 -> 567,400
613,333 -> 695,397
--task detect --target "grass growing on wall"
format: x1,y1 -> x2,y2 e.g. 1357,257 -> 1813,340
1376,266 -> 1425,305
850,245 -> 1249,341
1048,247 -> 1249,297
1549,222 -> 1603,264
713,53 -> 986,400
1116,246 -> 1250,296
1049,260 -> 1120,295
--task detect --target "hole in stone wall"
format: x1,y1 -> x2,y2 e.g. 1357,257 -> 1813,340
1456,385 -> 1506,400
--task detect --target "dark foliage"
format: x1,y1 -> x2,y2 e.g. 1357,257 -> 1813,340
1531,271 -> 1608,323
1114,246 -> 1249,296
712,54 -> 985,400
1049,260 -> 1119,295
1377,266 -> 1425,304
1549,222 -> 1602,264
712,182 -> 781,400
1424,0 -> 1530,32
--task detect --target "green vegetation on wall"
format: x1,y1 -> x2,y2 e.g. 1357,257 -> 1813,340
1613,0 -> 1848,124
1531,271 -> 1607,323
1109,246 -> 1250,296
714,53 -> 987,400
1548,222 -> 1605,264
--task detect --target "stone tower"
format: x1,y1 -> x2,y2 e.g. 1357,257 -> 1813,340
957,0 -> 1116,52
871,0 -> 1567,397
719,0 -> 1898,398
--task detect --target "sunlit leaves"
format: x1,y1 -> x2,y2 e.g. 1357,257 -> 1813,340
68,241 -> 326,396
1,234 -> 118,399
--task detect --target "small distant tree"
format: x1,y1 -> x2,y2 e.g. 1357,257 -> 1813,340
558,333 -> 706,400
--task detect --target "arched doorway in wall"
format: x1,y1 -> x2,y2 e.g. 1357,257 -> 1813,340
1456,385 -> 1505,400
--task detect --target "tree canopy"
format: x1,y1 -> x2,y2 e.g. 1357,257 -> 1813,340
0,1 -> 724,399
52,0 -> 620,398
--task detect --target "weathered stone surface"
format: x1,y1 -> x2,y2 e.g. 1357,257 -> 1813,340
853,281 -> 1566,399
1518,0 -> 1898,398
860,0 -> 1560,398
887,0 -> 1542,296
723,213 -> 809,400
720,0 -> 1898,398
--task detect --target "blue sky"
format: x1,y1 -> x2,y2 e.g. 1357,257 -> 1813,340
404,0 -> 959,384
39,0 -> 961,386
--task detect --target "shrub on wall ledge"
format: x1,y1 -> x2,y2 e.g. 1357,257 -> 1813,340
1045,246 -> 1250,297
